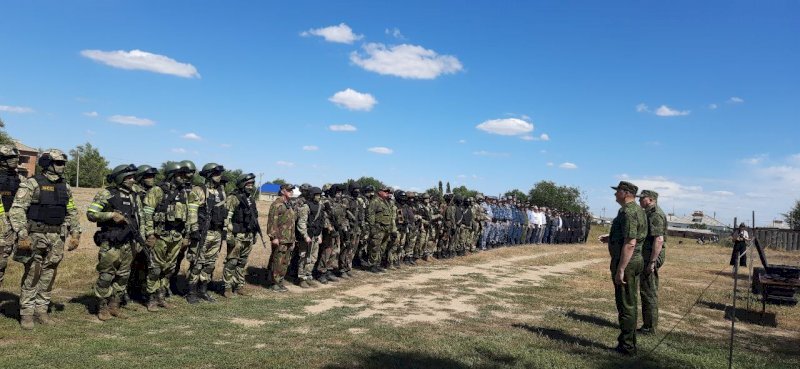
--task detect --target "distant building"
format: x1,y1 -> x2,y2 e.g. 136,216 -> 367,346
13,141 -> 38,177
667,211 -> 731,235
259,183 -> 281,202
768,219 -> 791,230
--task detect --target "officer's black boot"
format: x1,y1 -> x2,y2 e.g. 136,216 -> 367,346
185,283 -> 200,304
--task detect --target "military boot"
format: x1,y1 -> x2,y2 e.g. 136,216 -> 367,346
146,294 -> 159,312
185,282 -> 201,304
35,306 -> 54,325
97,298 -> 113,321
326,271 -> 340,282
297,279 -> 311,288
222,287 -> 235,299
234,286 -> 251,297
108,296 -> 128,319
20,314 -> 34,330
156,290 -> 172,309
317,273 -> 329,284
199,281 -> 216,302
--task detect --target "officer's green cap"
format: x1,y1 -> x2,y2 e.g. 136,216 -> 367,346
637,189 -> 658,200
611,181 -> 638,195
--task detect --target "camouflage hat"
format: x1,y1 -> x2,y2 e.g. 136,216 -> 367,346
379,186 -> 393,193
611,181 -> 638,195
0,144 -> 19,158
637,189 -> 658,200
280,183 -> 295,191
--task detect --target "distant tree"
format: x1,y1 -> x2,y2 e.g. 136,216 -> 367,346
446,182 -> 451,194
784,200 -> 800,230
352,176 -> 386,190
438,181 -> 443,194
270,178 -> 287,185
504,189 -> 529,203
64,143 -> 109,188
528,180 -> 587,213
223,169 -> 244,194
0,116 -> 14,145
451,185 -> 479,198
425,187 -> 443,201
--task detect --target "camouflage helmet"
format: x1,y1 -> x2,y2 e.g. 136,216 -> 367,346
421,193 -> 430,200
163,162 -> 183,178
135,164 -> 158,180
394,190 -> 407,201
199,162 -> 225,178
38,149 -> 67,168
299,183 -> 312,194
0,144 -> 19,158
108,164 -> 138,186
236,173 -> 256,189
179,160 -> 196,174
322,183 -> 332,192
363,185 -> 375,193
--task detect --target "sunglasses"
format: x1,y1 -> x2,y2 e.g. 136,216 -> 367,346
53,160 -> 67,166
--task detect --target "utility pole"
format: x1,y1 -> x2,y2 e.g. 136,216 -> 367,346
258,172 -> 264,196
76,148 -> 80,188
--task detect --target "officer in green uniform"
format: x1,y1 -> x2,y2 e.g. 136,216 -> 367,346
366,186 -> 394,273
637,189 -> 666,335
599,181 -> 646,355
0,144 -> 26,287
223,173 -> 259,297
87,164 -> 143,321
10,149 -> 82,329
266,183 -> 297,291
141,162 -> 199,311
185,163 -> 228,303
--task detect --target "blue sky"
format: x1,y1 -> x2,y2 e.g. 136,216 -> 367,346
1,1 -> 798,226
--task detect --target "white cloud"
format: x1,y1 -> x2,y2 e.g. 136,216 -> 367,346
458,139 -> 466,144
171,148 -> 187,153
654,105 -> 690,117
740,154 -> 767,165
385,28 -> 405,40
182,132 -> 202,140
329,124 -> 357,132
83,111 -> 99,117
711,190 -> 735,196
728,97 -> 744,104
473,150 -> 509,157
108,115 -> 155,126
302,145 -> 319,151
328,88 -> 377,111
368,147 -> 393,155
546,162 -> 554,167
276,161 -> 295,167
559,162 -> 578,169
539,133 -> 550,141
636,103 -> 650,113
708,103 -> 718,110
476,118 -> 533,136
520,135 -> 534,141
301,23 -> 363,44
350,43 -> 463,79
0,105 -> 34,113
789,153 -> 800,164
457,174 -> 467,179
80,49 -> 200,78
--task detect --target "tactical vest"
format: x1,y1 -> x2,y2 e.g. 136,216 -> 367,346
95,188 -> 138,244
154,184 -> 188,231
0,171 -> 21,212
462,207 -> 474,225
27,174 -> 68,226
199,186 -> 227,231
306,200 -> 324,237
231,192 -> 259,234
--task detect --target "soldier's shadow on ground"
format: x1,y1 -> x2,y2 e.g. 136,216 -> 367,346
0,291 -> 20,320
564,310 -> 618,329
697,299 -> 777,327
69,294 -> 98,315
710,269 -> 750,282
512,323 -> 610,350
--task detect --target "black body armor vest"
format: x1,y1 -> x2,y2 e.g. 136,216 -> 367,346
27,174 -> 68,225
231,192 -> 259,234
0,171 -> 21,212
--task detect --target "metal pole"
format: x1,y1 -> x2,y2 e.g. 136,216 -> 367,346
76,149 -> 80,188
748,211 -> 755,311
729,260 -> 738,369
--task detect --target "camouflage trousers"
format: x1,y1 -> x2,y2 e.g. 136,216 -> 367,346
368,225 -> 391,267
339,229 -> 359,272
414,228 -> 428,258
0,217 -> 16,287
391,230 -> 408,264
456,227 -> 470,252
14,232 -> 64,317
297,235 -> 320,281
147,236 -> 183,294
424,227 -> 438,256
267,242 -> 295,285
402,229 -> 418,260
93,242 -> 133,299
223,233 -> 254,290
188,230 -> 223,284
318,230 -> 341,274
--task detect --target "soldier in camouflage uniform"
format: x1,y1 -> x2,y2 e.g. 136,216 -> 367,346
0,144 -> 26,287
637,190 -> 666,335
441,194 -> 457,258
414,193 -> 432,262
397,191 -> 417,266
356,185 -> 374,266
185,163 -> 228,304
295,186 -> 324,288
141,162 -> 199,311
127,164 -> 158,303
343,184 -> 364,276
223,173 -> 259,297
367,186 -> 394,273
171,160 -> 199,296
87,164 -> 142,321
317,184 -> 347,282
10,149 -> 82,329
600,181 -> 646,356
266,183 -> 297,292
